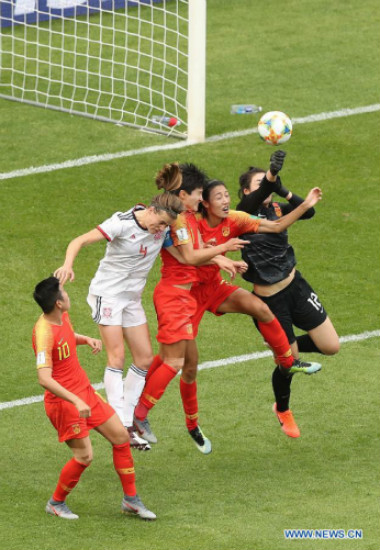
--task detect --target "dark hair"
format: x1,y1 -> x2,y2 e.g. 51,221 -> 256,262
198,179 -> 227,217
33,276 -> 62,313
150,192 -> 184,219
238,166 -> 266,199
171,162 -> 208,196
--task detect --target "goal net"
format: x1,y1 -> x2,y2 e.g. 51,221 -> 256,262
0,0 -> 205,140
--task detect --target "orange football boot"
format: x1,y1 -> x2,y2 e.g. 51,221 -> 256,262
272,403 -> 300,438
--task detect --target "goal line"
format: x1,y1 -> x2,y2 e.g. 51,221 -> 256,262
0,103 -> 379,182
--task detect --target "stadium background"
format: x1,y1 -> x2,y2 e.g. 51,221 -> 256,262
0,1 -> 379,549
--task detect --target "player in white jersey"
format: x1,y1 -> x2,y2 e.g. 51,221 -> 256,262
54,188 -> 183,450
89,205 -> 169,297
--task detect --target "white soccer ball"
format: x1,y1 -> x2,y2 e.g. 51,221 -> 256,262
258,111 -> 292,145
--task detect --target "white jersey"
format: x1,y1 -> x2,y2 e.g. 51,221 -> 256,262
89,205 -> 166,298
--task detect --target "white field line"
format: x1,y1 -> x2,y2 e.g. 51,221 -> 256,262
1,104 -> 379,182
1,329 -> 379,412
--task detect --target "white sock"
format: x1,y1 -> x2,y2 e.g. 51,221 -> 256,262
123,364 -> 147,428
104,367 -> 124,424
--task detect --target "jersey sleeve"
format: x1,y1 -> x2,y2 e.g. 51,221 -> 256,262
33,318 -> 54,370
97,212 -> 124,242
229,210 -> 261,235
281,194 -> 315,220
236,174 -> 275,214
170,213 -> 193,246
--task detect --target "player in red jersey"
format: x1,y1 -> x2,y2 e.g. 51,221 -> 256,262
32,277 -> 155,520
189,178 -> 322,340
134,163 -> 247,452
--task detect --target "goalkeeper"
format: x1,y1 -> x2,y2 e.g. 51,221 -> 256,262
236,150 -> 340,438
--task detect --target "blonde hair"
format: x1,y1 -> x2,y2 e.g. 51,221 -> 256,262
155,162 -> 182,192
150,192 -> 183,219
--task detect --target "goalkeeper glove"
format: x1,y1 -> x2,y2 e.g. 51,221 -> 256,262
269,150 -> 286,176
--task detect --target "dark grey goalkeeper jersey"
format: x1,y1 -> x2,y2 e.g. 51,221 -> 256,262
236,177 -> 314,285
239,203 -> 296,285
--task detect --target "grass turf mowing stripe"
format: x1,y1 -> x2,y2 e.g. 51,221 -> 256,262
1,104 -> 379,182
1,329 -> 379,411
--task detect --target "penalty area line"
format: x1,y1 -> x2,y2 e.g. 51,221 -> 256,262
0,329 -> 379,412
0,104 -> 379,182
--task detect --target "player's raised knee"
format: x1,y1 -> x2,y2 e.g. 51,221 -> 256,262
322,340 -> 340,356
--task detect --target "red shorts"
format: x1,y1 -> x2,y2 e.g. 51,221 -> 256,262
154,280 -> 198,344
44,385 -> 115,442
190,277 -> 239,337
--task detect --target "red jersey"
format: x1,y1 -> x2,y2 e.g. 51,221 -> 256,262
32,312 -> 91,402
160,210 -> 202,284
197,210 -> 261,282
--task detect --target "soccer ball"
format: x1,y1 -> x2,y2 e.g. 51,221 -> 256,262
258,111 -> 292,145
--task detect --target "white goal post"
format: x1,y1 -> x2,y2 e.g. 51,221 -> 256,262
0,0 -> 206,141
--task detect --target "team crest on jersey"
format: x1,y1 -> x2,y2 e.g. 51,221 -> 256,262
102,307 -> 112,318
154,231 -> 163,240
273,202 -> 282,218
222,227 -> 230,237
72,424 -> 81,435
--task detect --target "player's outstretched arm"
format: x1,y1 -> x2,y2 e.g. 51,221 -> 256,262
37,367 -> 91,417
237,151 -> 287,213
258,187 -> 322,234
54,228 -> 106,285
178,237 -> 249,266
232,260 -> 249,274
213,257 -> 249,279
75,334 -> 102,354
211,255 -> 238,279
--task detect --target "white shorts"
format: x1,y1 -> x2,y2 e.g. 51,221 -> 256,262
87,293 -> 147,328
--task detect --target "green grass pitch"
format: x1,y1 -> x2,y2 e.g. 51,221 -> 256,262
0,1 -> 380,549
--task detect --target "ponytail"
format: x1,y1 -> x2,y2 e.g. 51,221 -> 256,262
155,163 -> 182,192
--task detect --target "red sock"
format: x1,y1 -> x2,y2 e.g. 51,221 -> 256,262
145,354 -> 163,383
135,362 -> 177,420
180,378 -> 198,431
52,457 -> 89,502
258,318 -> 294,368
113,442 -> 136,497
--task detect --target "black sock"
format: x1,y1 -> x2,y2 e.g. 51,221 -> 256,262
272,366 -> 293,412
296,334 -> 323,354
